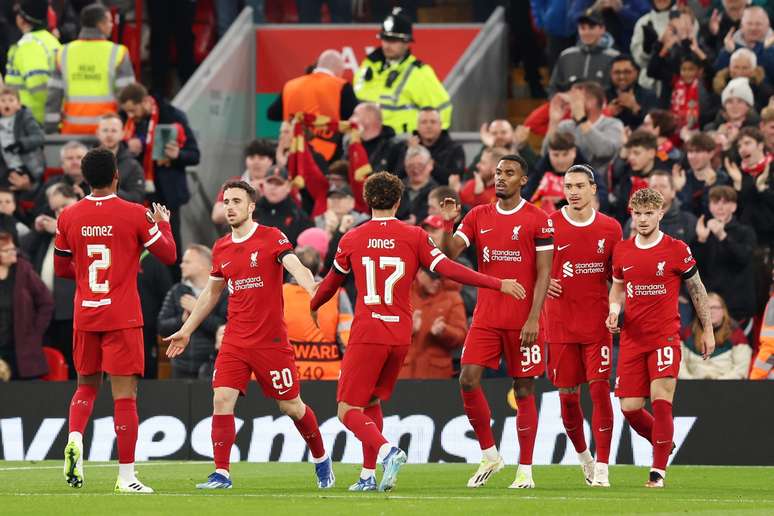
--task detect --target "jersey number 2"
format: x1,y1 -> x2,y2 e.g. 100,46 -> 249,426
87,244 -> 111,293
362,256 -> 405,305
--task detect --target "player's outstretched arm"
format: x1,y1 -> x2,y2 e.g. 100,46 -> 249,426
282,253 -> 317,297
433,257 -> 525,298
146,202 -> 177,265
606,280 -> 625,334
164,277 -> 226,357
685,271 -> 716,359
438,198 -> 467,259
310,268 -> 345,311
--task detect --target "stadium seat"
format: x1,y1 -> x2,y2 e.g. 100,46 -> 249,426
41,347 -> 68,381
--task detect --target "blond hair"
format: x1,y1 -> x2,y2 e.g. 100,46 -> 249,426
629,187 -> 664,211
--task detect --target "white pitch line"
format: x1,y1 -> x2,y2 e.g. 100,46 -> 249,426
0,461 -> 210,472
0,493 -> 772,504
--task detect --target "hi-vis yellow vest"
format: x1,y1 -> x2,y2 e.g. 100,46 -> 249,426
58,39 -> 125,134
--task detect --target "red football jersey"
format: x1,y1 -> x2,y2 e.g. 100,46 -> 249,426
612,231 -> 696,350
455,199 -> 554,330
210,222 -> 294,348
543,207 -> 622,344
54,194 -> 170,331
333,217 -> 445,346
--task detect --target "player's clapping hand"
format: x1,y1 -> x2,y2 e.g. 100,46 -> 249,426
430,316 -> 446,336
500,278 -> 526,300
164,330 -> 191,358
152,202 -> 171,223
605,312 -> 620,334
547,278 -> 562,299
520,317 -> 539,345
439,197 -> 461,222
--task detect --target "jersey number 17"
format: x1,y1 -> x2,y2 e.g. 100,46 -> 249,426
362,256 -> 405,305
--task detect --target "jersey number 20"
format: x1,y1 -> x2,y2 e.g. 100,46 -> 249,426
87,244 -> 111,293
362,256 -> 405,305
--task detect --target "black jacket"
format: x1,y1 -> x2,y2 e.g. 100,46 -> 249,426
123,96 -> 200,209
738,172 -> 774,245
396,177 -> 438,223
605,83 -> 660,129
254,196 -> 313,246
694,217 -> 757,320
20,229 -> 75,321
396,131 -> 466,185
138,251 -> 173,378
114,143 -> 145,204
157,282 -> 227,375
359,125 -> 401,173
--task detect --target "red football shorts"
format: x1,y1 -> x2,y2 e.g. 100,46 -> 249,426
547,339 -> 613,388
615,337 -> 681,398
461,326 -> 545,378
73,327 -> 144,376
337,343 -> 408,407
213,342 -> 300,400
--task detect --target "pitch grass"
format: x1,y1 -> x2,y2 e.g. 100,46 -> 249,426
1,462 -> 773,515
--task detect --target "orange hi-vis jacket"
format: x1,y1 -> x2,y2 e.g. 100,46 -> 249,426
750,295 -> 774,379
282,70 -> 344,161
282,282 -> 352,380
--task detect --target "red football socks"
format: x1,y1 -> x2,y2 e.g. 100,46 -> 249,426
68,384 -> 97,434
589,381 -> 613,464
559,391 -> 587,453
516,394 -> 538,465
362,404 -> 384,469
461,388 -> 496,450
293,405 -> 326,460
652,399 -> 674,471
211,414 -> 236,471
113,398 -> 138,464
623,407 -> 654,444
342,409 -> 388,454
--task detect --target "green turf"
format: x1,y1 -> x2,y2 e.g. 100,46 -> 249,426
1,461 -> 773,515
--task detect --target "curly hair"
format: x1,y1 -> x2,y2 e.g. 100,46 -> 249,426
629,187 -> 664,211
364,172 -> 403,210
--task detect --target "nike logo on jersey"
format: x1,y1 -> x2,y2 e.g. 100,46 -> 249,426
657,364 -> 671,373
557,244 -> 571,251
222,261 -> 232,268
598,367 -> 610,373
480,228 -> 493,234
277,388 -> 292,395
623,266 -> 634,271
517,426 -> 531,432
598,426 -> 612,433
656,439 -> 671,445
522,365 -> 535,372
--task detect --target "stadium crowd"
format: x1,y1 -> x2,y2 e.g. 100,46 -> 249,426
0,0 -> 771,383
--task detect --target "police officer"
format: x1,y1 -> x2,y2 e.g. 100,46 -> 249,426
354,7 -> 452,135
45,4 -> 134,135
4,0 -> 62,125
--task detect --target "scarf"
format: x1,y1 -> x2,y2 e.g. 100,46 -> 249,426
530,171 -> 564,213
742,153 -> 772,177
123,97 -> 159,192
670,77 -> 699,131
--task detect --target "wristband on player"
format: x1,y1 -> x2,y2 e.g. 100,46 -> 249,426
443,219 -> 455,233
609,302 -> 621,316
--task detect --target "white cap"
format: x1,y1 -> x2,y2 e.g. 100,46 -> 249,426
722,77 -> 754,107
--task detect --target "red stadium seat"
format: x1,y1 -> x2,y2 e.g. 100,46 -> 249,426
41,346 -> 69,381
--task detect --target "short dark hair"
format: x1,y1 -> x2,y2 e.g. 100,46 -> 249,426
327,159 -> 350,179
624,129 -> 658,150
245,139 -> 275,159
0,186 -> 13,196
49,182 -> 80,200
547,131 -> 576,151
648,169 -> 675,190
80,4 -> 108,28
610,54 -> 639,71
499,154 -> 528,174
686,132 -> 716,152
364,172 -> 403,210
565,164 -> 596,183
118,83 -> 149,105
222,180 -> 257,202
709,185 -> 737,203
738,126 -> 765,144
81,148 -> 117,189
648,109 -> 677,138
429,185 -> 460,205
